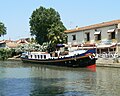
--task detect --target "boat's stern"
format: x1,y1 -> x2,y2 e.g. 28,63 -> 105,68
21,52 -> 28,59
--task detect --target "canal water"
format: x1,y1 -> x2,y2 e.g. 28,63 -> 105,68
0,61 -> 120,96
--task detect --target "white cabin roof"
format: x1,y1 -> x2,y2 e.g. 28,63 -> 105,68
30,52 -> 49,55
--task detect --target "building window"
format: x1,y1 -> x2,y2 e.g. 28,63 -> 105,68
108,33 -> 111,40
111,32 -> 115,39
95,34 -> 101,41
85,33 -> 90,41
98,34 -> 101,40
72,35 -> 76,40
107,29 -> 115,39
94,31 -> 101,41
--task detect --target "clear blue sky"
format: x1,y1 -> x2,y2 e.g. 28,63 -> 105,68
0,0 -> 120,40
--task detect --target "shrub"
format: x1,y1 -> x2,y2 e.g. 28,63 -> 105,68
0,48 -> 12,60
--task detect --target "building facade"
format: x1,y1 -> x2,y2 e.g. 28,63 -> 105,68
65,20 -> 120,54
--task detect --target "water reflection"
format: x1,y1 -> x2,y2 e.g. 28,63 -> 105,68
29,78 -> 65,96
95,67 -> 120,96
0,61 -> 120,96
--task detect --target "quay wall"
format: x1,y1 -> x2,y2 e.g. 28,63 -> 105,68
96,58 -> 120,68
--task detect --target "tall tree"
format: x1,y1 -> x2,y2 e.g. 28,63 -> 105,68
47,22 -> 67,45
29,6 -> 66,45
0,21 -> 6,37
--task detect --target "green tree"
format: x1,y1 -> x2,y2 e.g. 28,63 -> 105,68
47,22 -> 67,50
48,23 -> 67,44
0,21 -> 6,37
29,6 -> 66,45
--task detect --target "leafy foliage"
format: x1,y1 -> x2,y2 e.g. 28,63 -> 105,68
15,43 -> 49,53
47,22 -> 67,47
0,21 -> 6,37
0,48 -> 12,60
29,6 -> 67,46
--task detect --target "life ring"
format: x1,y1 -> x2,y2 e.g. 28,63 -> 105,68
89,55 -> 95,59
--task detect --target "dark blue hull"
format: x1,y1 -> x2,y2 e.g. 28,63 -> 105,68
21,49 -> 96,67
21,56 -> 96,67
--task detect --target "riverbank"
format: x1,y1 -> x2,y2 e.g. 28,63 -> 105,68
96,58 -> 120,68
8,57 -> 21,61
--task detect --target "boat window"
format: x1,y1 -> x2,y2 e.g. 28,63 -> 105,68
38,55 -> 39,58
35,55 -> 37,58
44,55 -> 46,59
41,55 -> 42,59
31,55 -> 32,58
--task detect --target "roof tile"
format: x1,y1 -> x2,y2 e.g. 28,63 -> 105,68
65,19 -> 120,33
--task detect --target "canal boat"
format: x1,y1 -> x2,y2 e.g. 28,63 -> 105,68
21,48 -> 96,68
